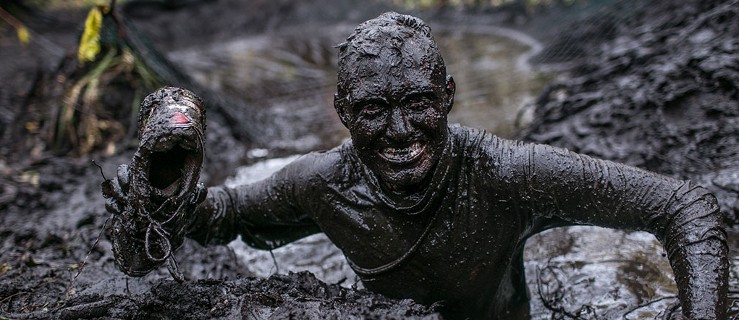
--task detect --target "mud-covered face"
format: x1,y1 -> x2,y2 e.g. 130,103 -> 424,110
336,39 -> 455,193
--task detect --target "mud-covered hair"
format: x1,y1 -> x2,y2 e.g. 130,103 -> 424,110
335,12 -> 446,98
138,86 -> 205,136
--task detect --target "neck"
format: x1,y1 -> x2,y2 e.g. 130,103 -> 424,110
385,161 -> 440,194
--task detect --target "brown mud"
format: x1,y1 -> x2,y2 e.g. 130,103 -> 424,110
0,0 -> 737,319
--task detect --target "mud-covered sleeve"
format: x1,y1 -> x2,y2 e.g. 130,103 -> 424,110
501,141 -> 728,319
185,156 -> 322,250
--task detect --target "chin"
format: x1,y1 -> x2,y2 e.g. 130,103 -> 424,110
378,162 -> 433,192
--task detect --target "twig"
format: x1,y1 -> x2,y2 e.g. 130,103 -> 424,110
66,212 -> 113,297
91,160 -> 108,180
674,0 -> 738,44
0,6 -> 64,57
621,296 -> 677,319
661,302 -> 681,320
535,263 -> 595,319
62,160 -> 115,300
0,291 -> 30,305
269,250 -> 280,274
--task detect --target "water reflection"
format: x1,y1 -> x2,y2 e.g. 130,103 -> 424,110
438,25 -> 548,137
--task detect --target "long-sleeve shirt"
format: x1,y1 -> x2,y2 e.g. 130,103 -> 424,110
187,125 -> 728,319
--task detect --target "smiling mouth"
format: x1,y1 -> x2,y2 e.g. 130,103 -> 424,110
378,141 -> 426,164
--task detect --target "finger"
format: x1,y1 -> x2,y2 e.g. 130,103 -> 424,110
101,179 -> 115,198
117,164 -> 130,191
105,197 -> 123,215
107,177 -> 128,203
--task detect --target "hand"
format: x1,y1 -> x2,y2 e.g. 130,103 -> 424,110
101,163 -> 206,280
104,86 -> 207,281
102,164 -> 130,216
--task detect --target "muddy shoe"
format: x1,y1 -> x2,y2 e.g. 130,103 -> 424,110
111,87 -> 206,279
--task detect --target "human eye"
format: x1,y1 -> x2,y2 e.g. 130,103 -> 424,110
404,93 -> 436,110
354,99 -> 387,116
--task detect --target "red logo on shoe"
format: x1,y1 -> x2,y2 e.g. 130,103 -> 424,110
171,112 -> 190,125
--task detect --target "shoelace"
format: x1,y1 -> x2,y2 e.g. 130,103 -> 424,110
131,191 -> 195,282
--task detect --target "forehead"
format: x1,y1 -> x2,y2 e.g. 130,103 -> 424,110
344,41 -> 442,100
351,62 -> 435,98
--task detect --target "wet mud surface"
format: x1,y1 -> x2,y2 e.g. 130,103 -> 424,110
1,0 -> 737,319
49,271 -> 438,319
519,0 -> 739,227
518,0 -> 739,317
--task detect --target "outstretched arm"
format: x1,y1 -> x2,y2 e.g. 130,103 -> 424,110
103,86 -> 322,279
105,155 -> 322,277
501,141 -> 728,319
186,164 -> 322,250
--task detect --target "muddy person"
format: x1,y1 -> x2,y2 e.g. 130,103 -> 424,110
103,12 -> 728,319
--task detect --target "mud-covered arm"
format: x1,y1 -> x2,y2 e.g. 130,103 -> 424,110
185,159 -> 322,250
104,157 -> 322,278
503,142 -> 728,319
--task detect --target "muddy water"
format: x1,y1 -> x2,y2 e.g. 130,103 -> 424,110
438,25 -> 548,137
167,23 -> 700,319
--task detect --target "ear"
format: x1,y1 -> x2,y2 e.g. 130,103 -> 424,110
444,75 -> 456,114
334,93 -> 352,128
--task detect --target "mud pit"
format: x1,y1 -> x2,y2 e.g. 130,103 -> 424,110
1,0 -> 737,319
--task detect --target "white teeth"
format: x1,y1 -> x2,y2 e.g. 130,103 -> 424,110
380,142 -> 424,162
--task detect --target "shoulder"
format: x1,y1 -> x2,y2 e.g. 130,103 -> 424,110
449,124 -> 575,158
281,141 -> 356,184
448,124 -> 568,176
448,124 -> 510,159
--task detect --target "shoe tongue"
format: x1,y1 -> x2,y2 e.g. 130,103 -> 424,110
152,155 -> 199,201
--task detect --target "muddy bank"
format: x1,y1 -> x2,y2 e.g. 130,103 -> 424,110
7,270 -> 438,320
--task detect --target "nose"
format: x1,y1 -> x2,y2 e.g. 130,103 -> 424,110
386,107 -> 412,141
